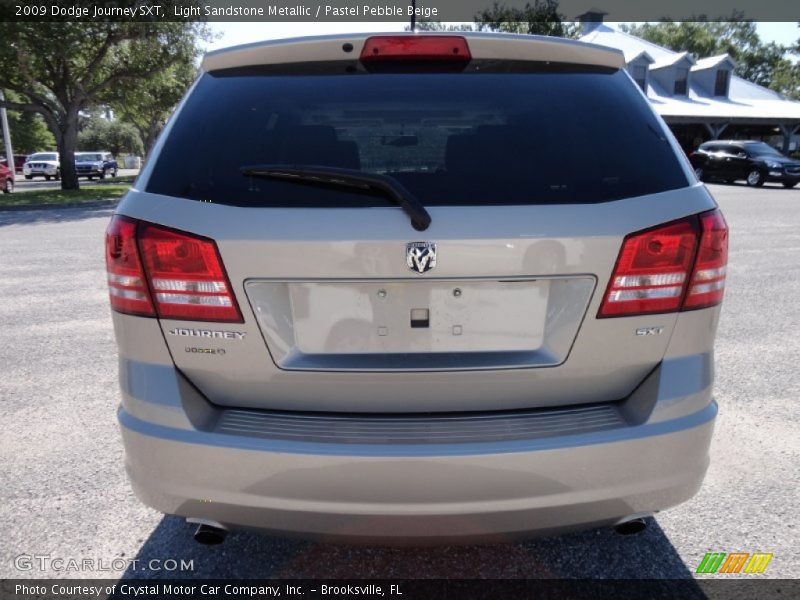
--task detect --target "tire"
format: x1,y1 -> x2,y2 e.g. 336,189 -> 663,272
87,176 -> 93,181
746,169 -> 765,187
99,169 -> 106,180
24,175 -> 32,180
112,169 -> 118,177
3,178 -> 12,194
45,176 -> 51,181
783,181 -> 797,189
55,169 -> 60,181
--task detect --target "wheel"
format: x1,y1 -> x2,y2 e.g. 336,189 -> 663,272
44,175 -> 51,181
55,169 -> 60,180
783,181 -> 797,189
111,169 -> 118,177
24,175 -> 32,180
3,178 -> 13,194
87,176 -> 93,180
746,169 -> 765,187
99,169 -> 106,180
693,167 -> 705,181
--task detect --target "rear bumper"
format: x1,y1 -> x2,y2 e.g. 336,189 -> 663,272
118,397 -> 715,542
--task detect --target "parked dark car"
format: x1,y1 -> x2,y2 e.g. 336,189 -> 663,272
0,162 -> 13,193
690,141 -> 800,188
1,154 -> 29,173
75,151 -> 118,179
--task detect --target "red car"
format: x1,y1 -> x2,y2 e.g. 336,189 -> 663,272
0,161 -> 14,193
1,154 -> 27,173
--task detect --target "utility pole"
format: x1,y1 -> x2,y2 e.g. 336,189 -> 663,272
0,90 -> 14,174
410,0 -> 416,31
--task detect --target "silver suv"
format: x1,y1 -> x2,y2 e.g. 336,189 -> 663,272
108,33 -> 727,543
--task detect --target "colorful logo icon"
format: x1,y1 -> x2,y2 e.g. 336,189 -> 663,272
696,552 -> 773,574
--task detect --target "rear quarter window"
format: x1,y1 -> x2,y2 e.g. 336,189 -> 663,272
147,62 -> 689,207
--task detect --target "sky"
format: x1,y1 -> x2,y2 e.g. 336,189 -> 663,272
207,21 -> 799,52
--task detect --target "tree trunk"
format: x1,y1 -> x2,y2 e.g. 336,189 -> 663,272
143,127 -> 159,160
57,109 -> 80,190
141,118 -> 162,161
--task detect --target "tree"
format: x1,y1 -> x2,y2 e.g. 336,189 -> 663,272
78,117 -> 143,157
771,23 -> 800,99
770,61 -> 800,100
0,20 -> 209,190
106,61 -> 196,158
407,21 -> 477,32
621,19 -> 791,90
0,91 -> 55,154
474,1 -> 579,38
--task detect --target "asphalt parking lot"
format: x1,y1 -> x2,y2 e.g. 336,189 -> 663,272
0,183 -> 797,580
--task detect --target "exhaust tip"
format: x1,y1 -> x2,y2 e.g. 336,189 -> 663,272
614,517 -> 647,536
193,523 -> 228,545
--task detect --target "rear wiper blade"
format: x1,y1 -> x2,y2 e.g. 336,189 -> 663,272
240,164 -> 431,231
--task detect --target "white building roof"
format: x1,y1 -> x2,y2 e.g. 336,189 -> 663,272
692,54 -> 736,71
580,24 -> 800,122
650,52 -> 694,70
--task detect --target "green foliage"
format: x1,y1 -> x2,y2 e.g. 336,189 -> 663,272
770,61 -> 800,100
1,92 -> 55,154
475,1 -> 579,38
408,21 -> 477,32
0,183 -> 130,208
772,23 -> 800,99
104,60 -> 196,156
78,118 -> 143,156
0,17 -> 210,189
621,19 -> 793,90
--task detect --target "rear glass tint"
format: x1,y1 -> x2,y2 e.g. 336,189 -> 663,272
147,63 -> 688,207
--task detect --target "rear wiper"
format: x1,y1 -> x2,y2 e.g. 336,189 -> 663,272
240,165 -> 431,231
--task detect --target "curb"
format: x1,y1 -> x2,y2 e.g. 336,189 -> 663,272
0,199 -> 119,212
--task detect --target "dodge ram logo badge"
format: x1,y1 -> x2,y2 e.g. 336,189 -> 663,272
406,242 -> 437,274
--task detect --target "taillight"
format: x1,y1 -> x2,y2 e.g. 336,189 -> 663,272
598,209 -> 728,317
683,210 -> 728,310
105,216 -> 155,317
104,217 -> 242,323
138,224 -> 242,322
360,36 -> 471,63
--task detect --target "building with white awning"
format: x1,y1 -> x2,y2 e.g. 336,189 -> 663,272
578,11 -> 800,153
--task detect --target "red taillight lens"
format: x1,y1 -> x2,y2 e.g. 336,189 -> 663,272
105,216 -> 155,317
105,216 -> 242,322
598,209 -> 728,317
598,218 -> 699,317
138,224 -> 242,323
360,36 -> 471,63
683,210 -> 728,310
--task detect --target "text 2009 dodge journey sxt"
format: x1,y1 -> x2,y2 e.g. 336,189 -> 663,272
108,33 -> 727,543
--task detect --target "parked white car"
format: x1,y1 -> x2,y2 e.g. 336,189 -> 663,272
23,152 -> 60,180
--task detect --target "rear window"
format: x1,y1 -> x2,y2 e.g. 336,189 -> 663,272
147,62 -> 688,207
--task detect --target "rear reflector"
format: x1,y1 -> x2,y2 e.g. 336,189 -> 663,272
360,36 -> 471,63
105,216 -> 155,317
105,216 -> 242,323
598,209 -> 728,317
